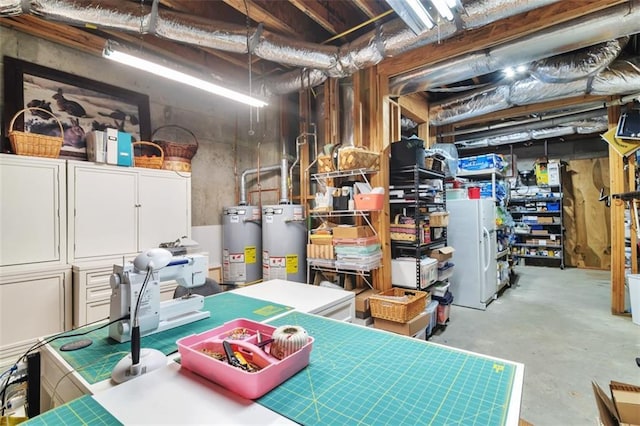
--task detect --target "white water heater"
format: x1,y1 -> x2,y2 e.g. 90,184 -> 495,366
262,204 -> 307,283
222,205 -> 262,285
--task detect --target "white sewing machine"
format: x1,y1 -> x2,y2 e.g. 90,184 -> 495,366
108,249 -> 210,343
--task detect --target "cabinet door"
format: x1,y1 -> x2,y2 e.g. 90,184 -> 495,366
138,172 -> 191,250
70,165 -> 138,260
0,155 -> 66,268
0,268 -> 70,347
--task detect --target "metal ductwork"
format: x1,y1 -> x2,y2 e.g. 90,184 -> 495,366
430,39 -> 634,126
239,158 -> 289,206
390,1 -> 640,96
455,112 -> 609,149
1,0 -> 558,94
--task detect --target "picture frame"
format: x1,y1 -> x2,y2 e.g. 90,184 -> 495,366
2,56 -> 151,160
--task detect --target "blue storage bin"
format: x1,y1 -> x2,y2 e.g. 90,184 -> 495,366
547,202 -> 560,211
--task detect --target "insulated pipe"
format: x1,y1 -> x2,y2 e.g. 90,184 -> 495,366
6,0 -> 557,94
390,1 -> 640,95
239,164 -> 281,206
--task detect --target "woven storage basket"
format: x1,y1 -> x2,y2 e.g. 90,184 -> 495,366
317,154 -> 335,173
429,211 -> 449,227
133,141 -> 164,169
370,288 -> 428,323
338,147 -> 379,171
9,107 -> 63,158
152,125 -> 198,172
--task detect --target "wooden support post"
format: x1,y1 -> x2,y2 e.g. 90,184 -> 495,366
629,156 -> 638,274
367,68 -> 392,291
608,105 -> 626,314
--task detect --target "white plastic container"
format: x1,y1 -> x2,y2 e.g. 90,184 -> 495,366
392,257 -> 438,289
425,300 -> 439,337
628,274 -> 640,325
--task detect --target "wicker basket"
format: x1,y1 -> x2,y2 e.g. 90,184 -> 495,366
8,107 -> 63,158
429,211 -> 449,227
317,154 -> 335,173
133,141 -> 164,169
370,288 -> 428,323
338,147 -> 379,171
152,125 -> 198,172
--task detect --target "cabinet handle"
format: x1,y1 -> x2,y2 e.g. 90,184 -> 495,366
135,204 -> 141,208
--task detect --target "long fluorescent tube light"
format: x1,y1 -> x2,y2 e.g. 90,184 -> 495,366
103,41 -> 267,108
406,0 -> 435,29
386,0 -> 434,34
430,0 -> 454,21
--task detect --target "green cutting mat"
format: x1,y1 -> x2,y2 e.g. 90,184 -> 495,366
258,312 -> 516,426
24,395 -> 121,425
49,293 -> 292,384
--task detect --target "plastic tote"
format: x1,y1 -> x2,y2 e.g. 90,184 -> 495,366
628,274 -> 640,325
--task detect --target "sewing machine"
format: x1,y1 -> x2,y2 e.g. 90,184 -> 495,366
108,250 -> 210,343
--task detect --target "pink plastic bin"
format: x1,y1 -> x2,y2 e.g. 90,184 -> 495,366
177,318 -> 313,399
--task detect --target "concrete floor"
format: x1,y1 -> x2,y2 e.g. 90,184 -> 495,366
429,265 -> 639,426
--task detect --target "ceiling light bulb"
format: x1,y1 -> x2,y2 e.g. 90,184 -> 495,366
516,65 -> 528,73
504,67 -> 515,78
430,0 -> 455,21
103,42 -> 267,108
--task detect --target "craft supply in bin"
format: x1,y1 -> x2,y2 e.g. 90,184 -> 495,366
369,288 -> 428,323
8,107 -> 64,158
177,318 -> 313,399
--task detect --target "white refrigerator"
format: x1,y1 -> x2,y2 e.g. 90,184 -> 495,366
446,198 -> 497,310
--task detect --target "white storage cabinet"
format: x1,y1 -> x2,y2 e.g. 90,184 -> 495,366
67,161 -> 191,263
0,154 -> 67,269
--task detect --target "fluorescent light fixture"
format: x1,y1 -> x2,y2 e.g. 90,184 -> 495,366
516,65 -> 528,73
103,41 -> 267,108
386,0 -> 434,34
430,0 -> 454,21
444,0 -> 458,8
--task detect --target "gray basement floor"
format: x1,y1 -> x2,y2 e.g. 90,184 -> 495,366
429,265 -> 639,426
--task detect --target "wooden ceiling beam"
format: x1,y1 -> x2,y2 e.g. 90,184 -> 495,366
378,0 -> 628,77
398,93 -> 429,123
351,0 -> 388,19
224,0 -> 323,41
288,0 -> 340,34
1,16 -> 105,56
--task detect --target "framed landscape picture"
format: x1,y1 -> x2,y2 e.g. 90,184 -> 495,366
2,56 -> 151,160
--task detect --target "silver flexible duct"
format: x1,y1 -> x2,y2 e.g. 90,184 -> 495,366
430,39 -> 630,126
390,1 -> 640,95
239,164 -> 282,206
4,0 -> 557,94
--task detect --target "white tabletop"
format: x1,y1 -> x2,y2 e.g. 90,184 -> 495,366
93,362 -> 296,425
232,279 -> 354,314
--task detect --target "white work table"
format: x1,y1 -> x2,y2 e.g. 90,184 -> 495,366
35,280 -> 524,425
38,279 -> 355,407
231,278 -> 355,321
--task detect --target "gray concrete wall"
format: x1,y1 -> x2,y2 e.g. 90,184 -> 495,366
1,27 -> 286,265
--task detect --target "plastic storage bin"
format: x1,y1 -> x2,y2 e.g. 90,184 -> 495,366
177,319 -> 314,399
425,300 -> 439,337
392,257 -> 438,289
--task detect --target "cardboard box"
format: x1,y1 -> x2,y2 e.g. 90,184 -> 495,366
353,288 -> 379,318
333,225 -> 373,239
593,381 -> 640,426
537,216 -> 554,224
531,230 -> 548,235
428,246 -> 454,262
374,311 -> 430,336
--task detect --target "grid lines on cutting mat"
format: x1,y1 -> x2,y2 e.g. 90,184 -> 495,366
259,312 -> 515,425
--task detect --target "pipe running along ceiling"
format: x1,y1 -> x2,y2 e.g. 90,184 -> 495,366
2,0 -> 640,146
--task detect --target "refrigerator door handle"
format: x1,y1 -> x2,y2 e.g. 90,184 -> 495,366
482,226 -> 491,272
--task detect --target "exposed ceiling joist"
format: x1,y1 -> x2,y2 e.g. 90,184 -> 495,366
288,0 -> 342,34
351,0 -> 388,19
